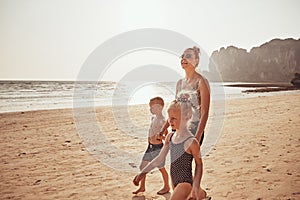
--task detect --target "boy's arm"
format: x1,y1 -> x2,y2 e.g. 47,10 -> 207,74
159,121 -> 169,136
156,120 -> 169,141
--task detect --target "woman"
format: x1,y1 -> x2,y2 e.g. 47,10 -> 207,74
176,46 -> 210,143
160,46 -> 210,197
160,46 -> 210,144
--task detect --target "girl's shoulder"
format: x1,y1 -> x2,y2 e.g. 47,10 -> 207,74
184,134 -> 199,145
181,135 -> 198,154
184,135 -> 197,144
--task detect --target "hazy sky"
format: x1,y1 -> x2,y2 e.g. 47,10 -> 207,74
0,0 -> 299,81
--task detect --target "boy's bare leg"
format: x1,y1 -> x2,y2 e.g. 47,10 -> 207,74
133,160 -> 148,194
157,167 -> 170,195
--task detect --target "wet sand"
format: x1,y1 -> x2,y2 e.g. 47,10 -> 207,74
225,82 -> 300,93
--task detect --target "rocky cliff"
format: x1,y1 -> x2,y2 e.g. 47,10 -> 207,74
206,38 -> 300,82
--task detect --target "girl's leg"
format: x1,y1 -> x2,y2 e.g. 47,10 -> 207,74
170,183 -> 192,200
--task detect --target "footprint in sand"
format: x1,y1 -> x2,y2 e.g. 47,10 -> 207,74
129,163 -> 137,168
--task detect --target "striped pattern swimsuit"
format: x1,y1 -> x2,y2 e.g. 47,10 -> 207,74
170,133 -> 194,187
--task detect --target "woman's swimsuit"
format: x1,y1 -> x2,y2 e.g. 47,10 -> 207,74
177,78 -> 201,122
177,79 -> 204,144
170,133 -> 194,187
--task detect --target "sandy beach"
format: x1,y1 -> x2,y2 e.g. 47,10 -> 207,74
0,91 -> 300,200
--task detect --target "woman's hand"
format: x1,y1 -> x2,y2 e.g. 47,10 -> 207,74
190,187 -> 207,200
190,187 -> 200,200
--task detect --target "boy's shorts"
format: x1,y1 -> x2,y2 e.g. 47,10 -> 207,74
142,143 -> 165,168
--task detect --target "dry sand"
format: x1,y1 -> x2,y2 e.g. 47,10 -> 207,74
0,92 -> 299,199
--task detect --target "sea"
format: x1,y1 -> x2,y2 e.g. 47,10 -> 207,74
0,80 -> 287,113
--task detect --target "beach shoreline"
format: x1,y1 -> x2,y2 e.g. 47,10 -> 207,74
2,80 -> 300,114
0,91 -> 299,199
225,82 -> 300,93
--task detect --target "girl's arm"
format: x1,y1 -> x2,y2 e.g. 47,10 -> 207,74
195,78 -> 210,142
133,134 -> 171,186
142,141 -> 169,174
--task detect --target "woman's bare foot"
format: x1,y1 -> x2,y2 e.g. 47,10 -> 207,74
132,187 -> 145,194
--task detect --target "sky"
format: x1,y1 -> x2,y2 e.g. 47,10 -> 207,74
0,0 -> 299,81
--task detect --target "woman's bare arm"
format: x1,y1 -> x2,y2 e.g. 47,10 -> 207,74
195,78 -> 210,142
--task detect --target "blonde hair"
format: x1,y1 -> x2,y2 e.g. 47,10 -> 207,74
168,93 -> 192,121
185,46 -> 201,67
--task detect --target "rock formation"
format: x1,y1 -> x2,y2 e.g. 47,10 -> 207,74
205,38 -> 300,83
291,72 -> 300,86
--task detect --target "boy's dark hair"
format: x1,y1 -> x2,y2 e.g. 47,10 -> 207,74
150,97 -> 164,107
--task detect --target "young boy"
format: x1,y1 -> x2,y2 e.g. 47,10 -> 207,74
133,97 -> 170,195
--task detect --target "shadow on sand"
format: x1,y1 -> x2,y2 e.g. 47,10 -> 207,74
132,192 -> 171,200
